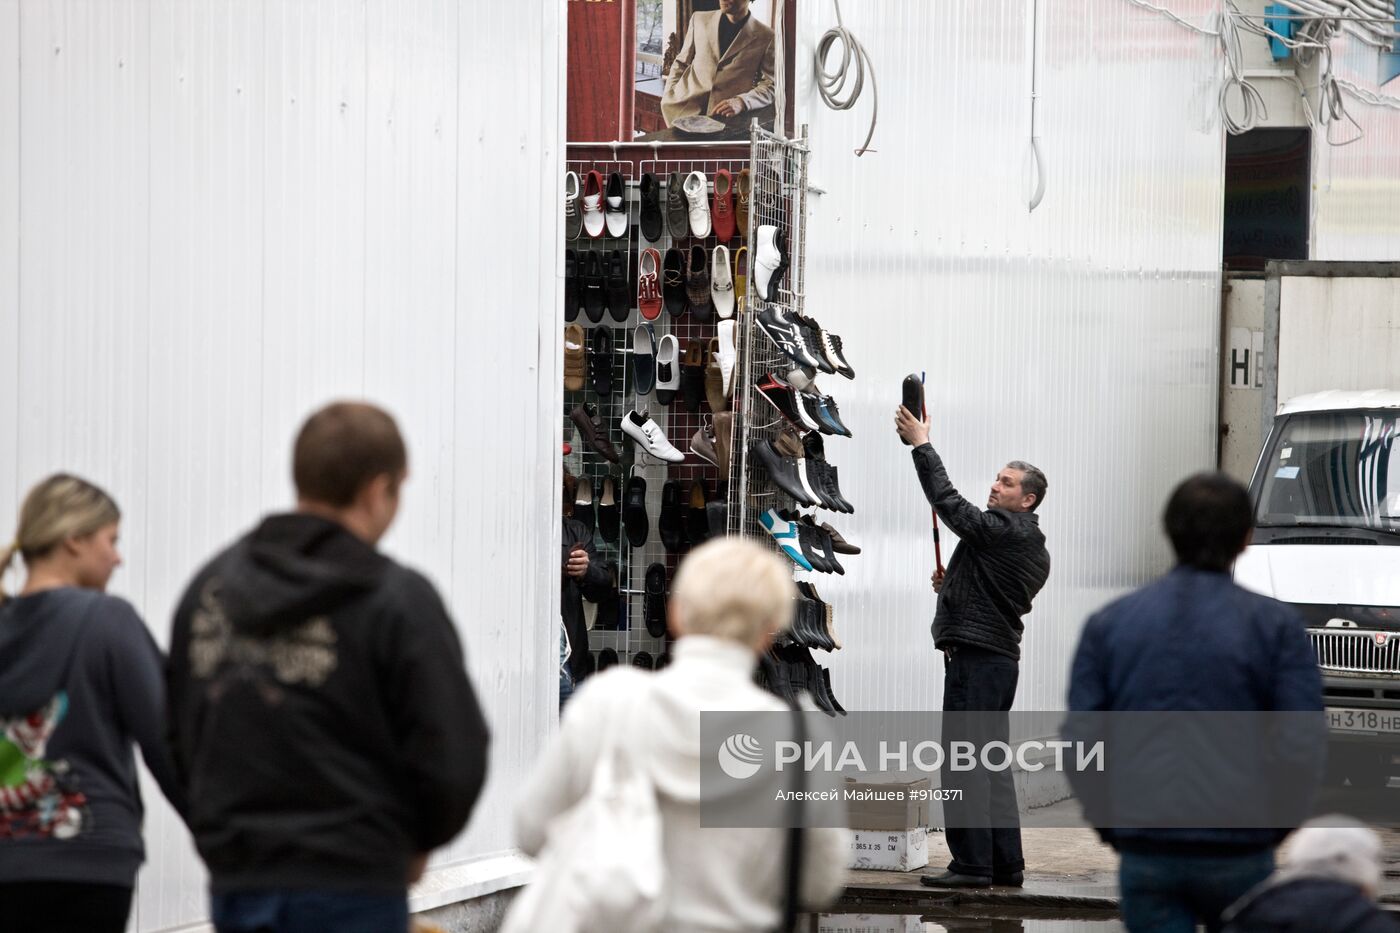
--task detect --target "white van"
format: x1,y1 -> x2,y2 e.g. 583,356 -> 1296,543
1233,390 -> 1400,787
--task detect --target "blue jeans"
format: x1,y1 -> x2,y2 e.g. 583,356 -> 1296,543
1118,850 -> 1274,933
559,625 -> 575,708
211,891 -> 408,933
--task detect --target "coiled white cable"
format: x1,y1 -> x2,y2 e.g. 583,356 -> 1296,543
814,0 -> 878,156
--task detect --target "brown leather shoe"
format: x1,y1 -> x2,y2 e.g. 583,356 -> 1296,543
570,403 -> 620,464
773,425 -> 805,459
736,169 -> 752,241
705,338 -> 727,413
820,521 -> 861,555
713,411 -> 734,479
564,324 -> 586,392
686,245 -> 713,322
681,338 -> 707,413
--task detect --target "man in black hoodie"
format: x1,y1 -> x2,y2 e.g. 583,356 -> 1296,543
167,402 -> 490,933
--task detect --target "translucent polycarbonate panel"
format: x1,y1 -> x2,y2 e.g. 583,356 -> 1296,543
794,0 -> 1224,715
0,1 -> 564,929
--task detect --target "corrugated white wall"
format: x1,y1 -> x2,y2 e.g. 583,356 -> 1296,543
795,0 -> 1225,714
0,1 -> 564,930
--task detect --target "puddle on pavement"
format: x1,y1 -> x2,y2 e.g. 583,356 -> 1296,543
808,914 -> 1124,932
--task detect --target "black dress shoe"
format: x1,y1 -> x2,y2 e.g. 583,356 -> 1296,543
597,475 -> 620,543
570,403 -> 621,464
662,248 -> 688,318
901,373 -> 925,445
685,479 -> 710,547
583,251 -> 607,323
822,667 -> 847,715
639,173 -> 663,242
631,650 -> 654,670
624,474 -> 648,548
920,871 -> 991,889
597,647 -> 619,672
665,171 -> 689,240
565,249 -> 580,322
573,476 -> 595,534
589,327 -> 613,396
754,440 -> 814,505
993,871 -> 1024,887
644,563 -> 667,638
605,249 -> 630,323
706,500 -> 728,538
653,651 -> 671,671
659,480 -> 685,553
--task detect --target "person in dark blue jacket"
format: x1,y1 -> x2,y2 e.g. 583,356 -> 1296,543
1065,472 -> 1326,933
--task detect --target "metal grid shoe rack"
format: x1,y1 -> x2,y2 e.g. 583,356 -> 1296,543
565,156 -> 745,673
724,125 -> 847,699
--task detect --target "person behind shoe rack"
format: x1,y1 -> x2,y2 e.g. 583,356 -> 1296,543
561,467 -> 609,708
516,538 -> 851,931
0,474 -> 187,933
1064,473 -> 1326,933
167,402 -> 490,933
661,0 -> 776,126
893,406 -> 1051,891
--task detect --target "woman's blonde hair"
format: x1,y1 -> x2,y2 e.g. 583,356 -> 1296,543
0,473 -> 121,602
671,538 -> 795,647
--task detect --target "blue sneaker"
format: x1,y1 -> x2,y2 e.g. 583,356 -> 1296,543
760,509 -> 814,571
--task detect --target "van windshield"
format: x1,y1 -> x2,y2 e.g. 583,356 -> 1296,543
1255,410 -> 1400,531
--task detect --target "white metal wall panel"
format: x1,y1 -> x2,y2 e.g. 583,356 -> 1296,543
795,0 -> 1224,715
0,2 -> 564,929
1277,276 -> 1400,400
1312,40 -> 1400,260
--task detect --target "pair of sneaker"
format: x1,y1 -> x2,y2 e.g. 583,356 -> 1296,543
756,306 -> 855,379
570,170 -> 628,239
754,373 -> 853,438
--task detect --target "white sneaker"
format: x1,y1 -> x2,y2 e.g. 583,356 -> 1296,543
717,320 -> 737,396
582,170 -> 606,238
684,171 -> 712,238
621,409 -> 685,463
654,333 -> 681,406
754,224 -> 783,300
604,171 -> 628,238
564,171 -> 581,240
711,244 -> 734,319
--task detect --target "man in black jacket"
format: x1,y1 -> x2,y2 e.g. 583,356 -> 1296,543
168,402 -> 490,933
895,406 -> 1051,891
560,469 -> 610,705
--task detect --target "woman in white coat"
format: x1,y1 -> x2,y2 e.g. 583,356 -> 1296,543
516,537 -> 850,932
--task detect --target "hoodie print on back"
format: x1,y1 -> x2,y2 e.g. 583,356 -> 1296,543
188,578 -> 339,696
0,692 -> 87,840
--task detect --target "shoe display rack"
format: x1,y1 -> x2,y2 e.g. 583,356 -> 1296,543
726,124 -> 851,716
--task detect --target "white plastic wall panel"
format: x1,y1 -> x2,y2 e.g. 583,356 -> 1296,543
1277,276 -> 1400,401
1311,38 -> 1400,260
0,2 -> 564,930
795,0 -> 1224,715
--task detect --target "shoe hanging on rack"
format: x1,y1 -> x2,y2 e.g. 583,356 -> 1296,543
754,373 -> 808,432
704,339 -> 727,413
574,476 -> 595,534
605,249 -> 630,323
774,425 -> 805,459
604,171 -> 628,238
624,471 -> 649,548
654,650 -> 672,671
620,409 -> 685,463
711,244 -> 734,319
753,224 -> 788,301
796,514 -> 846,574
569,402 -> 621,463
564,325 -> 586,392
735,169 -> 752,240
659,480 -> 685,553
582,252 -> 607,323
582,170 -> 606,238
639,172 -> 663,243
680,338 -> 707,413
793,390 -> 828,435
690,419 -> 718,467
814,323 -> 854,379
733,246 -> 748,307
760,509 -> 814,571
815,395 -> 852,438
713,411 -> 734,478
564,170 -> 583,241
712,169 -> 735,243
666,171 -> 689,240
565,249 -> 580,322
632,322 -> 656,396
820,520 -> 859,554
756,307 -> 819,370
686,479 -> 710,547
717,320 -> 737,397
644,562 -> 668,638
638,248 -> 663,321
597,475 -> 620,543
686,245 -> 713,323
654,335 -> 680,406
588,328 -> 613,397
597,647 -> 619,672
663,248 -> 688,318
753,439 -> 819,506
795,317 -> 836,375
706,498 -> 728,538
684,170 -> 712,238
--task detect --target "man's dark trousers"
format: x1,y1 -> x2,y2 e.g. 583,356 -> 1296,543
940,644 -> 1022,878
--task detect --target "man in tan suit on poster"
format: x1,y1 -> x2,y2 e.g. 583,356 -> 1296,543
662,0 -> 776,126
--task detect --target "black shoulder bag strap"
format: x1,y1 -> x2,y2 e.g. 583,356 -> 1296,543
779,697 -> 807,933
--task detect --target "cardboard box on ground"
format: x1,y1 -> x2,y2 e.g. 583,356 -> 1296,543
845,777 -> 931,872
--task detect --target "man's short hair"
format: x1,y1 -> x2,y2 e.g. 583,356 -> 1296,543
672,538 -> 796,647
1007,461 -> 1047,511
293,402 -> 407,507
1163,472 -> 1252,571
